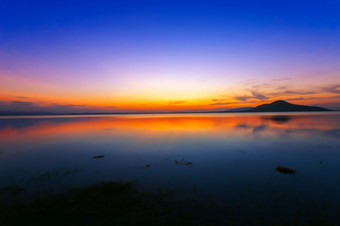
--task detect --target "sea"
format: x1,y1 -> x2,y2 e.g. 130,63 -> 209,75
1,112 -> 340,223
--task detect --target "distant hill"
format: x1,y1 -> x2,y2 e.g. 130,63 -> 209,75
247,100 -> 331,112
227,107 -> 253,112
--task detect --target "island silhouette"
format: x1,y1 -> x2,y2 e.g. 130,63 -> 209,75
245,100 -> 330,112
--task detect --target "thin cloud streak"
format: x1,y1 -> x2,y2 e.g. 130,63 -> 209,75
0,101 -> 116,113
250,91 -> 267,101
272,78 -> 292,82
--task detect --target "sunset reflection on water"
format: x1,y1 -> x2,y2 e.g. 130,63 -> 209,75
1,113 -> 339,144
0,113 -> 340,222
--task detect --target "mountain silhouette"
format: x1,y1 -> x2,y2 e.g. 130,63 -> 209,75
247,100 -> 330,112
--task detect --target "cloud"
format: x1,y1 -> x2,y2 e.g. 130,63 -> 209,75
271,84 -> 340,97
15,96 -> 28,99
250,91 -> 267,100
322,84 -> 340,94
283,90 -> 317,95
210,100 -> 258,106
233,89 -> 270,103
0,101 -> 116,113
272,78 -> 292,82
234,95 -> 253,102
0,101 -> 36,111
211,99 -> 225,102
219,78 -> 340,109
67,104 -> 87,107
210,101 -> 235,106
285,95 -> 340,102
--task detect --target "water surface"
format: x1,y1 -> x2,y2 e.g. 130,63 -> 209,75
1,112 -> 340,222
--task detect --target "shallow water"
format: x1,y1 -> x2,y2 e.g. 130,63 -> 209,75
1,112 -> 340,222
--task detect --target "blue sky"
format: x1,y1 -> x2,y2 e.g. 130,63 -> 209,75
1,0 -> 339,112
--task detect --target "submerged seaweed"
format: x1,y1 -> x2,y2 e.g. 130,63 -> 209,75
174,159 -> 193,166
0,186 -> 26,195
0,181 -> 227,225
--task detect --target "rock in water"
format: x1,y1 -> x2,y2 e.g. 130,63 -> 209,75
275,166 -> 296,174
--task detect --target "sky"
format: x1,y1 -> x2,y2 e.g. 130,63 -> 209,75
1,0 -> 340,113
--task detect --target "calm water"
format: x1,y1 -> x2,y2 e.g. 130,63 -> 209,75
1,112 -> 340,222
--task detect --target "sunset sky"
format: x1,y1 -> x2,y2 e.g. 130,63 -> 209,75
1,0 -> 340,113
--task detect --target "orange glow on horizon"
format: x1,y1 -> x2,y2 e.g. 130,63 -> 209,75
1,70 -> 340,112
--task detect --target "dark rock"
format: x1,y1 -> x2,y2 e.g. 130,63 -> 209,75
93,155 -> 104,159
275,166 -> 296,174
